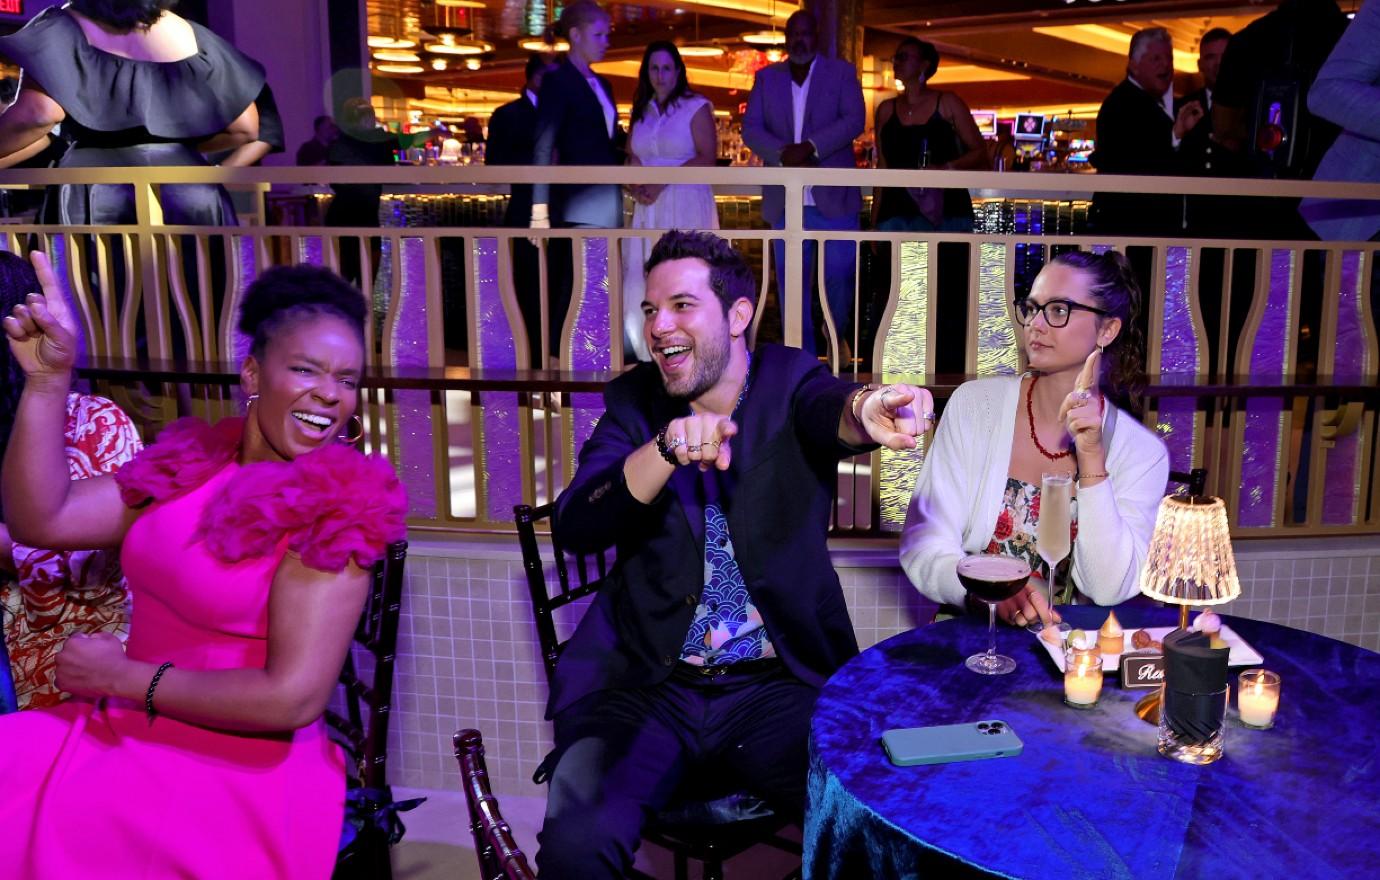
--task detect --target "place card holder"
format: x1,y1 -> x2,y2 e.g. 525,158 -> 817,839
1121,653 -> 1165,689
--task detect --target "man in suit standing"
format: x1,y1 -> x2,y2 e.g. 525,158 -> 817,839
487,55 -> 557,367
743,10 -> 864,355
1090,27 -> 1205,236
1180,27 -> 1230,173
534,230 -> 933,877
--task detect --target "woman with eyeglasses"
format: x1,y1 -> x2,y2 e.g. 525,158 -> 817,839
900,250 -> 1168,627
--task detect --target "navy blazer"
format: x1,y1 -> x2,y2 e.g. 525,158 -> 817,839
547,345 -> 868,717
486,93 -> 538,228
742,56 -> 865,225
531,59 -> 624,228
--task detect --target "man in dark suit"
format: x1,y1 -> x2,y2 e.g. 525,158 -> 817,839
743,9 -> 865,354
1180,27 -> 1230,173
487,55 -> 557,367
535,230 -> 933,877
1090,27 -> 1205,236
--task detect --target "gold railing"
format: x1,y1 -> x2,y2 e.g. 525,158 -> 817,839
2,166 -> 1377,539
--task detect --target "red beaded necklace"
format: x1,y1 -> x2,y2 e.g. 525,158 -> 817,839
1026,374 -> 1101,461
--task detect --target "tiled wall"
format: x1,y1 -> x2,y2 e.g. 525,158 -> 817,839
387,535 -> 1380,796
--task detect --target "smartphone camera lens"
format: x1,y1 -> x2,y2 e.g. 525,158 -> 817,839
977,722 -> 990,731
990,722 -> 1004,731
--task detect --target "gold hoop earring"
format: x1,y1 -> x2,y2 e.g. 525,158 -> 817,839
339,415 -> 365,445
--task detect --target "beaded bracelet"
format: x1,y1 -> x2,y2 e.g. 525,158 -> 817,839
145,660 -> 174,723
655,425 -> 681,466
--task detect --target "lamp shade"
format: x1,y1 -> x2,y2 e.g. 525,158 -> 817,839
1139,495 -> 1241,606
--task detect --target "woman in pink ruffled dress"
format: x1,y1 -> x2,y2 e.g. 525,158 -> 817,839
0,255 -> 407,878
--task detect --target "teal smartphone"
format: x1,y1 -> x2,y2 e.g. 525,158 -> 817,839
880,720 -> 1023,766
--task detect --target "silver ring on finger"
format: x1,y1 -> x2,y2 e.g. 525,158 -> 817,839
668,437 -> 686,449
686,444 -> 701,453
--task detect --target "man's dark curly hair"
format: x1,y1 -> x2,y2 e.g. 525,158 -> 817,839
643,230 -> 757,316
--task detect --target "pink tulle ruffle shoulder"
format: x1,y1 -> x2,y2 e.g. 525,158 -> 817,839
116,418 -> 407,572
200,443 -> 407,572
116,417 -> 242,507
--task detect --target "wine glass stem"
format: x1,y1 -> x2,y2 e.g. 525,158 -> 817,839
986,601 -> 998,659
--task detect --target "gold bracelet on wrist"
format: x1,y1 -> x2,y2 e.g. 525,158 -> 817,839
850,383 -> 882,424
1079,471 -> 1109,484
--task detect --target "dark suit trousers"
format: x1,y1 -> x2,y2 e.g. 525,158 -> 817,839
535,664 -> 817,879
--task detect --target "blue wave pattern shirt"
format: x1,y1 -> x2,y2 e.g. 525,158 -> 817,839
679,499 -> 776,666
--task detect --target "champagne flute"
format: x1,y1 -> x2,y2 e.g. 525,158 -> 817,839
958,555 -> 1031,675
1029,472 -> 1074,634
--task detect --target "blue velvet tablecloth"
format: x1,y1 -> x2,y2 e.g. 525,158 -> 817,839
805,606 -> 1380,879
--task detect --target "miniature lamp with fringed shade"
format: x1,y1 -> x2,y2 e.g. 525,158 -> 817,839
1134,494 -> 1242,723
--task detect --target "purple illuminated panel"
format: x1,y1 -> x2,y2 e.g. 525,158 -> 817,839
297,235 -> 324,266
229,237 -> 259,407
1322,251 -> 1369,525
47,235 -> 86,367
568,238 -> 613,463
1238,250 -> 1294,528
1157,247 -> 1201,474
391,238 -> 436,518
473,237 -> 523,522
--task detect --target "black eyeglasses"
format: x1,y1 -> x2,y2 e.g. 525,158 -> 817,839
1012,298 -> 1110,328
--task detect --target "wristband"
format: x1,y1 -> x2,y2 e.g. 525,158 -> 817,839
850,383 -> 882,425
145,660 -> 174,723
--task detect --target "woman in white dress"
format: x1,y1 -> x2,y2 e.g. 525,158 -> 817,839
622,41 -> 720,361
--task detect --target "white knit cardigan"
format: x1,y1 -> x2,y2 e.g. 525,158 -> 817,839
900,375 -> 1170,608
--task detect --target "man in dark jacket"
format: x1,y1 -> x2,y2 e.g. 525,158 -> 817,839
1090,27 -> 1205,235
535,230 -> 934,878
487,55 -> 557,367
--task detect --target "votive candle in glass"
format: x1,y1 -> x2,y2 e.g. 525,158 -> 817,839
1064,644 -> 1103,709
1237,669 -> 1280,729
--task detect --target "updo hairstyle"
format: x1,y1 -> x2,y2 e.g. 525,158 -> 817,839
69,0 -> 180,30
547,0 -> 608,41
1048,249 -> 1147,410
238,265 -> 367,361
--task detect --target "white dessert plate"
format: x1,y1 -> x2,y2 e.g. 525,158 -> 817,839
1036,624 -> 1264,674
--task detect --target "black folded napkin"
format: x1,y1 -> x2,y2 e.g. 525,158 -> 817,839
1162,628 -> 1231,744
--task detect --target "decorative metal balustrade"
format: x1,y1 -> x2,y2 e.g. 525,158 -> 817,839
2,166 -> 1377,538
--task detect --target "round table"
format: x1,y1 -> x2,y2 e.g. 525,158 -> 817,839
804,605 -> 1380,879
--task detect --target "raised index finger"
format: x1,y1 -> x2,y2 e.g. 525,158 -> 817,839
1074,348 -> 1100,394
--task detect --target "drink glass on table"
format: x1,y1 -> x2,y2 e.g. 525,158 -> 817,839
1030,472 -> 1073,635
957,555 -> 1031,675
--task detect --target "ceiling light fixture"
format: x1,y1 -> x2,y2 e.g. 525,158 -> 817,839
741,0 -> 788,47
373,49 -> 421,62
518,36 -> 571,52
465,58 -> 482,70
368,36 -> 417,49
435,0 -> 487,7
375,63 -> 426,74
426,33 -> 495,56
431,58 -> 449,71
678,44 -> 726,58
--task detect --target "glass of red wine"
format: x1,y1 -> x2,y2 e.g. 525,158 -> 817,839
957,555 -> 1032,675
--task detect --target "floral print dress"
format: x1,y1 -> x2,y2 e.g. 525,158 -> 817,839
1,394 -> 142,710
984,477 -> 1080,604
